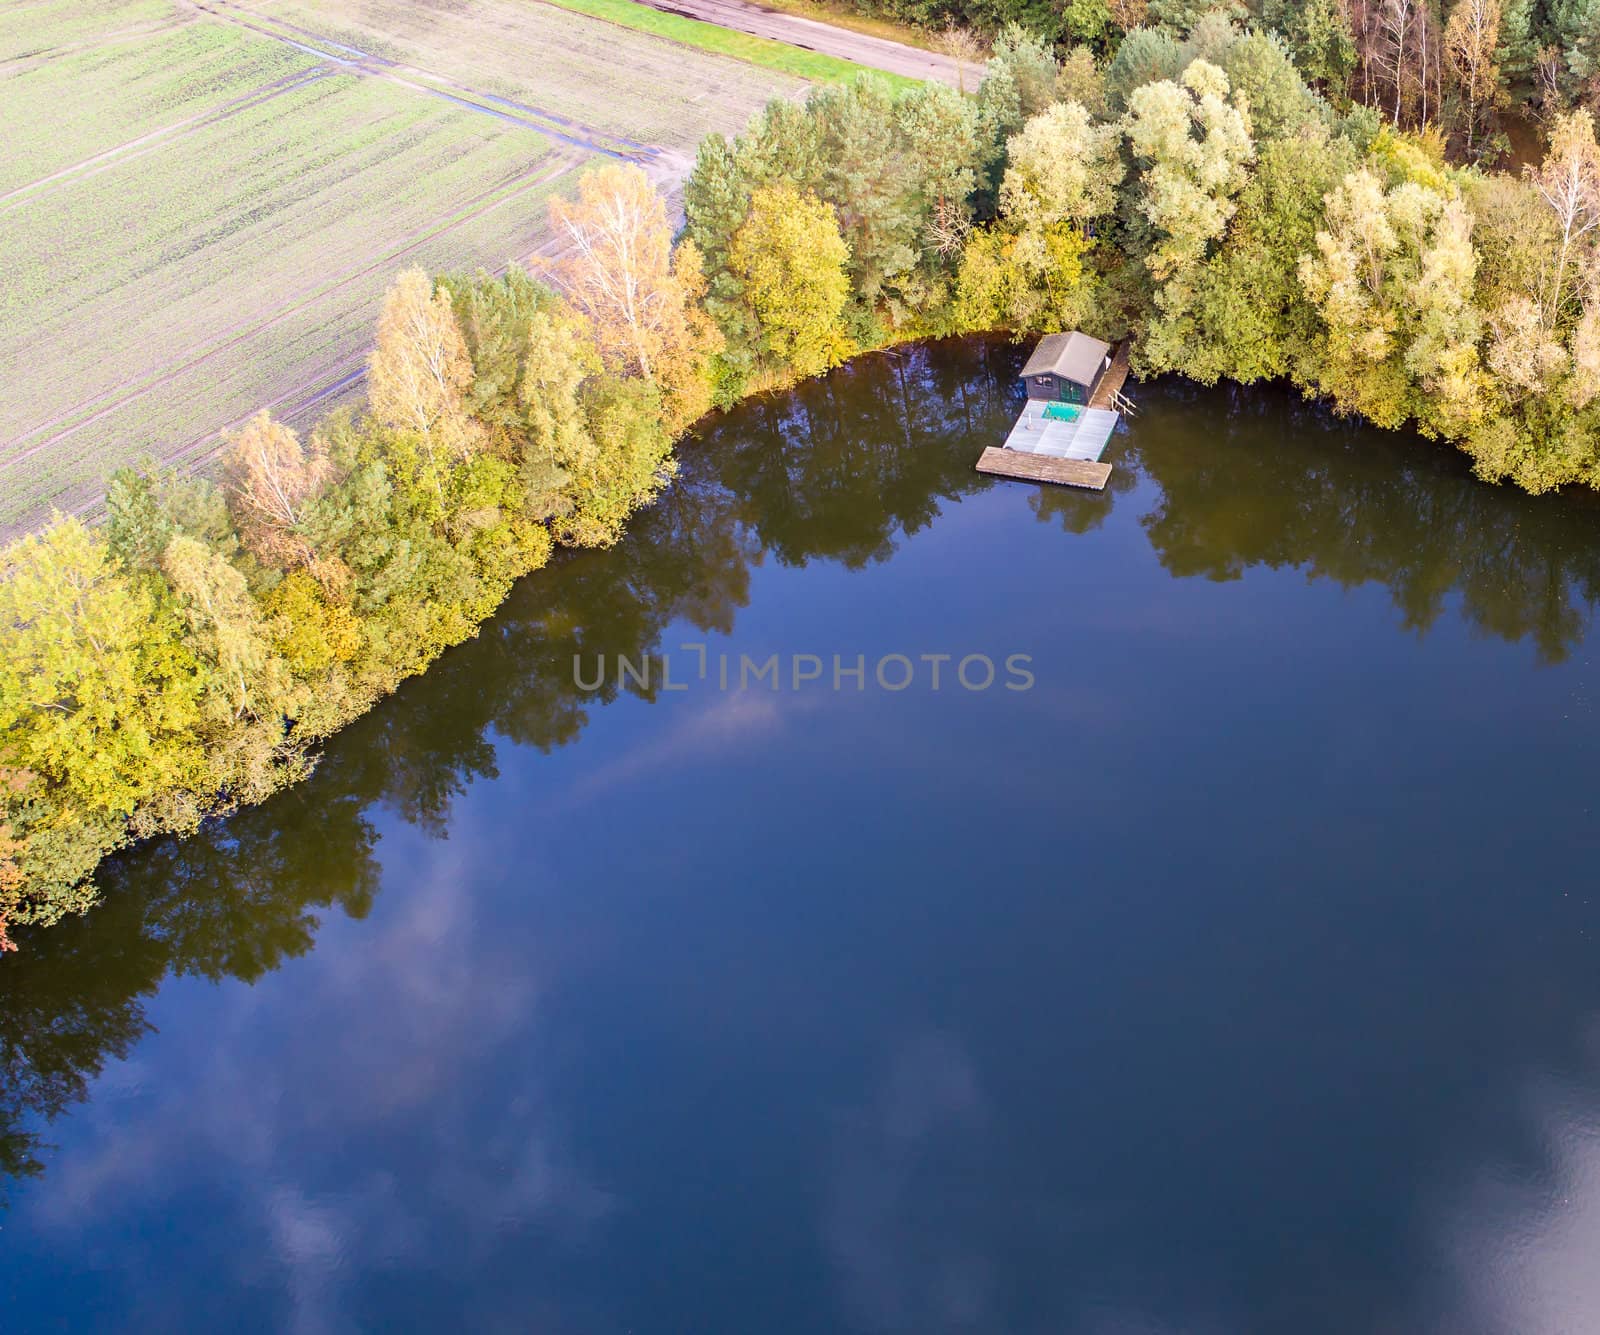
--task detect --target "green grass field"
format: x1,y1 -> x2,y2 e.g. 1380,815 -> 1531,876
0,0 -> 811,536
0,0 -> 175,56
536,0 -> 921,89
0,17 -> 315,197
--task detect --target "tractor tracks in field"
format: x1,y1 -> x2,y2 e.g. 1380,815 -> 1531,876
1,154 -> 581,476
0,64 -> 337,213
42,188 -> 641,532
18,168 -> 694,537
4,0 -> 658,212
0,15 -> 186,70
191,0 -> 660,162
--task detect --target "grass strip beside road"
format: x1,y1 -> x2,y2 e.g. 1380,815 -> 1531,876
750,0 -> 946,53
534,0 -> 922,90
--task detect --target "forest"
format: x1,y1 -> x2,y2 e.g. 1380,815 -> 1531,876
2,0 -> 1599,943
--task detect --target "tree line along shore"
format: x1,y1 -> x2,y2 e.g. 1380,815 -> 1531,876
4,14 -> 1600,944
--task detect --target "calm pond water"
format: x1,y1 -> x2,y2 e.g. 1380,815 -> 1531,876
6,337 -> 1600,1333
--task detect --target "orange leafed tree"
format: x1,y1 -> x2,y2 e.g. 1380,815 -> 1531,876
549,164 -> 722,424
222,412 -> 330,572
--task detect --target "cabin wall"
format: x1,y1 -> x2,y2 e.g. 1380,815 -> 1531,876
1024,373 -> 1089,404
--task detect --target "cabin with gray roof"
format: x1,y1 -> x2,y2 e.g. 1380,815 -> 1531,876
1019,331 -> 1112,406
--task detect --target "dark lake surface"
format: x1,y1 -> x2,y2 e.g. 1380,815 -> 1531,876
6,337 -> 1600,1333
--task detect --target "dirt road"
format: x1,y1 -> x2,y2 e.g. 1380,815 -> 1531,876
640,0 -> 980,87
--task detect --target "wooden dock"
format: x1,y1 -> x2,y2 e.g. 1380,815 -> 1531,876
1088,341 -> 1132,410
975,447 -> 1112,490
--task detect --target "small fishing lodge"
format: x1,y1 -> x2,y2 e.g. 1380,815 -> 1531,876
976,331 -> 1132,491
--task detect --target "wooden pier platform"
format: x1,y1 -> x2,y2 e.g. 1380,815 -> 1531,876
1088,341 -> 1132,410
975,446 -> 1112,490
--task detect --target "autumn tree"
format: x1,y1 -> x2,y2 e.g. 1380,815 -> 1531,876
1445,0 -> 1503,154
518,308 -> 598,505
556,377 -> 675,549
550,163 -> 721,423
1486,294 -> 1569,397
1299,168 -> 1486,432
551,164 -> 671,379
1470,162 -> 1575,398
160,535 -> 279,723
0,519 -> 201,846
1002,101 -> 1126,231
957,100 -> 1123,333
1056,56 -> 1107,119
1124,62 -> 1255,282
727,182 -> 852,379
1570,280 -> 1600,407
1377,0 -> 1418,122
259,570 -> 363,676
1529,110 -> 1600,331
368,267 -> 481,489
1299,168 -> 1415,421
657,239 -> 722,428
1124,60 -> 1256,370
936,21 -> 986,94
1404,194 -> 1485,434
0,771 -> 28,950
221,412 -> 331,573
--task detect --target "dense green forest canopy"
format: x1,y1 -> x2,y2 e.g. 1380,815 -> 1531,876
880,0 -> 1596,145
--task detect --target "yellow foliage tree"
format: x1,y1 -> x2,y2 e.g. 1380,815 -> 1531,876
0,518 -> 202,825
1300,168 -> 1486,432
0,773 -> 25,950
260,570 -> 364,677
368,267 -> 482,497
1529,111 -> 1600,332
1444,0 -> 1503,155
727,182 -> 853,380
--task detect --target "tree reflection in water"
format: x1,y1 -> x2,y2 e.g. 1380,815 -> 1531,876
6,335 -> 1600,1196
